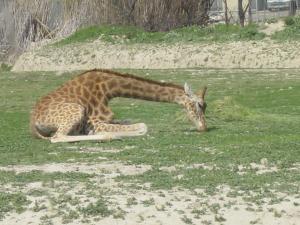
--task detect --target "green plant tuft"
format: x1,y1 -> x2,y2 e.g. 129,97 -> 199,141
209,96 -> 253,121
0,63 -> 12,72
78,198 -> 112,217
272,16 -> 300,40
0,192 -> 30,219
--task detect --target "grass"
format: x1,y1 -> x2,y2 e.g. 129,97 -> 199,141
0,69 -> 299,221
54,24 -> 265,46
0,63 -> 12,72
0,192 -> 29,219
78,198 -> 112,217
52,16 -> 300,46
272,16 -> 300,41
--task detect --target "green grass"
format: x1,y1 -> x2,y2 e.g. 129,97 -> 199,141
0,69 -> 299,220
54,24 -> 265,46
0,170 -> 94,184
0,63 -> 12,72
272,16 -> 300,41
0,192 -> 29,219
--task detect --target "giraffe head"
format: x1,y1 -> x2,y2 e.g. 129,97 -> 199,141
183,83 -> 207,132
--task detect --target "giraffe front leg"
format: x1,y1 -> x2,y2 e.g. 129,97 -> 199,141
89,121 -> 148,138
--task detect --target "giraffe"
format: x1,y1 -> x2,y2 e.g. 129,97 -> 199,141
30,69 -> 207,143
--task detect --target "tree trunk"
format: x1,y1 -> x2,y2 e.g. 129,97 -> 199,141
238,0 -> 245,27
248,0 -> 252,24
223,0 -> 229,25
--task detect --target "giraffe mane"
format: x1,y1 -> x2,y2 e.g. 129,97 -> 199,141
81,69 -> 184,90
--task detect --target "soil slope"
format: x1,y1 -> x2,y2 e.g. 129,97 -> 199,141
12,39 -> 300,71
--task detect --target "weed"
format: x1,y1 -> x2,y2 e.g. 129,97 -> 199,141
284,16 -> 296,26
62,210 -> 80,224
250,218 -> 260,224
33,200 -> 47,212
0,171 -> 94,184
0,192 -> 30,219
215,214 -> 226,222
266,18 -> 278,24
191,208 -> 207,217
126,197 -> 138,206
78,198 -> 112,217
209,96 -> 253,121
27,189 -> 48,197
112,207 -> 126,219
272,16 -> 300,40
209,203 -> 221,214
0,63 -> 12,72
141,198 -> 155,207
181,215 -> 193,224
40,215 -> 54,225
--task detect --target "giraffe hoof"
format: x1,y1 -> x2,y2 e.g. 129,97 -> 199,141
137,123 -> 148,135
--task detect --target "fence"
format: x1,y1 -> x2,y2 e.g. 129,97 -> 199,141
209,0 -> 300,24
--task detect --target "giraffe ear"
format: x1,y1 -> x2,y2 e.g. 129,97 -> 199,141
184,83 -> 193,97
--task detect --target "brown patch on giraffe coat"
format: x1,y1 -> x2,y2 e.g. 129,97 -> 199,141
69,86 -> 75,94
75,86 -> 82,95
144,85 -> 153,93
85,80 -> 94,90
101,83 -> 107,93
71,80 -> 77,86
100,105 -> 111,116
83,88 -> 90,100
96,92 -> 104,101
107,79 -> 118,90
78,75 -> 86,83
95,77 -> 102,83
121,82 -> 132,90
79,97 -> 88,105
95,84 -> 100,91
90,96 -> 98,107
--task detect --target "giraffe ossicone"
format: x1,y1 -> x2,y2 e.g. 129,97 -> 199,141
30,69 -> 207,143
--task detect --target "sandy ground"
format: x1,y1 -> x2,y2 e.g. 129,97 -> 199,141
0,157 -> 299,225
12,39 -> 300,72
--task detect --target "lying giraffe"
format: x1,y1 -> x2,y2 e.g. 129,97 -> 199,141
30,69 -> 207,143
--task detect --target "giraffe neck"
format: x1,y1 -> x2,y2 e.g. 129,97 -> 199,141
107,74 -> 186,105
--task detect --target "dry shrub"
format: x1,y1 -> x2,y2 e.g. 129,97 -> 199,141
0,0 -> 211,60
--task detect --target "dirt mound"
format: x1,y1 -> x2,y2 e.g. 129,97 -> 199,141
12,39 -> 300,71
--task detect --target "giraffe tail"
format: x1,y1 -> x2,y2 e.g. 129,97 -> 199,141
30,111 -> 51,140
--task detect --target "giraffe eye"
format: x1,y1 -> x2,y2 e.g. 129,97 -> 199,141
196,102 -> 207,114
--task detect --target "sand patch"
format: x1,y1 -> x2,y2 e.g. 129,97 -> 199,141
12,39 -> 300,71
1,182 -> 299,225
0,161 -> 151,177
65,145 -> 130,153
261,20 -> 285,36
159,163 -> 219,173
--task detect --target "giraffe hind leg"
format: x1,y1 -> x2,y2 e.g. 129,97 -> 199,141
51,124 -> 147,143
50,111 -> 147,143
50,103 -> 86,143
